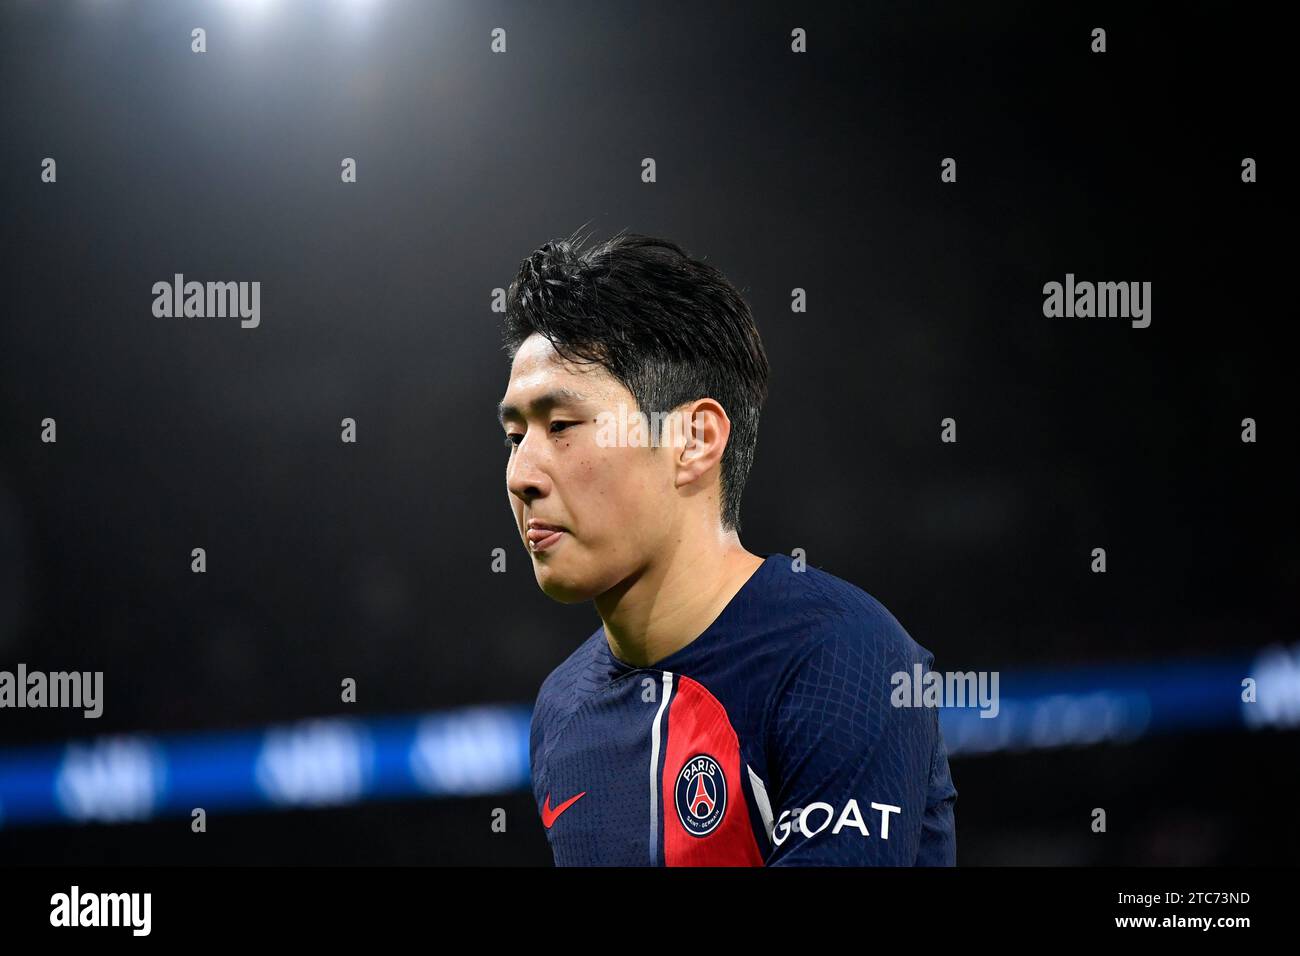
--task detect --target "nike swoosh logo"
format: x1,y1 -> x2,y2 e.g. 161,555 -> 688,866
541,791 -> 586,828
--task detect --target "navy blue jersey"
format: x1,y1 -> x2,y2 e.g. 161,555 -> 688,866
529,552 -> 958,866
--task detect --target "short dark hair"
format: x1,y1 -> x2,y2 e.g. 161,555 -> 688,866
502,228 -> 769,534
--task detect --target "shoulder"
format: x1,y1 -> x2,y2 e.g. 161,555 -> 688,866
530,627 -> 606,744
755,559 -> 939,767
772,559 -> 934,686
760,562 -> 943,820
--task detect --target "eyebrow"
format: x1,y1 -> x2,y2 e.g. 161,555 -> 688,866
497,387 -> 590,426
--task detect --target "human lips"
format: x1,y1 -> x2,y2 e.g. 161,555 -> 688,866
526,519 -> 567,552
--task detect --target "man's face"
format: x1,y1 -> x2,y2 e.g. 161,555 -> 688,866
499,333 -> 677,602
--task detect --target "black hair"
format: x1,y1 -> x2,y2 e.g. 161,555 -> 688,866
502,227 -> 770,534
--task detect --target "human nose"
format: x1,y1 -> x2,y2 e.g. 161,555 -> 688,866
506,427 -> 552,504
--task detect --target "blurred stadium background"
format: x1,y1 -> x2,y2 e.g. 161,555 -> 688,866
1,0 -> 1292,864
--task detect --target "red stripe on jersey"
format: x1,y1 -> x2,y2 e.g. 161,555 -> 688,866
661,674 -> 764,866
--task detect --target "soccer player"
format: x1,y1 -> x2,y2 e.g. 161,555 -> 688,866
497,230 -> 957,865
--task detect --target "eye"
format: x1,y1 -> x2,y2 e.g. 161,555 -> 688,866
504,421 -> 578,452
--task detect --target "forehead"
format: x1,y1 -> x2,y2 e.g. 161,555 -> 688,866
499,334 -> 620,415
504,335 -> 605,392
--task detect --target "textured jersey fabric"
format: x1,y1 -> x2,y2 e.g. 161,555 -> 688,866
529,552 -> 958,865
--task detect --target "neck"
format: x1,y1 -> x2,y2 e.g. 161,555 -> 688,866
595,528 -> 765,669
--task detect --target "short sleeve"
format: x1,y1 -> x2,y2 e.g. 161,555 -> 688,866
916,713 -> 958,865
528,673 -> 556,816
528,697 -> 543,805
763,614 -> 955,866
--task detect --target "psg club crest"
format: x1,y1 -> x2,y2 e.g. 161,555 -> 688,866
675,753 -> 727,837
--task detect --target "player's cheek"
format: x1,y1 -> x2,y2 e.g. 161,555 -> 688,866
621,451 -> 672,545
574,445 -> 640,542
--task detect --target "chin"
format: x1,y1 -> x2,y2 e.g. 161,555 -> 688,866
533,562 -> 598,604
